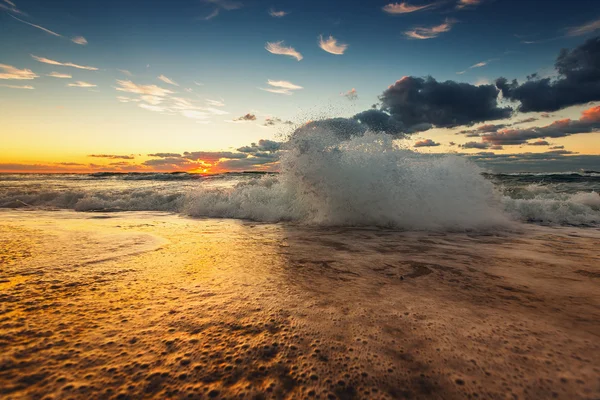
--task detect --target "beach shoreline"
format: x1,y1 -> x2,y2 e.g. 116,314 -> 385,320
1,210 -> 599,399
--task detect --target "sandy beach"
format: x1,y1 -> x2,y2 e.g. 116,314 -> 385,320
1,209 -> 599,399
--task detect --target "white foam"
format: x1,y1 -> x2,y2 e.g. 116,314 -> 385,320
502,191 -> 600,225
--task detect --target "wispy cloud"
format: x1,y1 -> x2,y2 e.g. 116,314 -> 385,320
318,35 -> 348,55
268,9 -> 288,17
179,110 -> 209,120
201,107 -> 229,115
115,80 -> 174,97
117,69 -> 133,77
206,98 -> 225,107
117,96 -> 140,103
0,64 -> 38,80
47,71 -> 72,78
404,18 -> 457,39
266,79 -> 302,90
457,59 -> 494,74
67,81 -> 96,88
0,84 -> 34,89
71,36 -> 88,45
259,79 -> 303,95
140,95 -> 163,105
201,0 -> 241,20
157,75 -> 179,86
139,104 -> 166,113
382,1 -> 440,14
265,41 -> 303,61
171,97 -> 229,116
520,37 -> 561,45
0,0 -> 25,15
259,88 -> 293,95
9,14 -> 89,46
8,14 -> 61,37
202,8 -> 219,20
31,55 -> 98,71
117,80 -> 231,121
456,0 -> 482,9
194,81 -> 204,86
566,18 -> 600,37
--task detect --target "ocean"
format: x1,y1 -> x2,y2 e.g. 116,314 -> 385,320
1,169 -> 598,226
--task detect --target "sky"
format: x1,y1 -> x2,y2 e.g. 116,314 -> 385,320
1,0 -> 600,173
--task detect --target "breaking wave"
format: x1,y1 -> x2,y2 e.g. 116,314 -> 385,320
183,128 -> 509,230
502,190 -> 600,225
1,122 -> 599,228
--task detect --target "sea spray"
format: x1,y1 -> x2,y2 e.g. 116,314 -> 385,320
184,124 -> 510,229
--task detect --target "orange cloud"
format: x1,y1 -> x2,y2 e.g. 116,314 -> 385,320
404,19 -> 456,39
580,105 -> 600,122
382,2 -> 439,14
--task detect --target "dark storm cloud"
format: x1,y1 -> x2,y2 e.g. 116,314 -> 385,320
290,37 -> 600,138
379,76 -> 512,129
352,109 -> 406,135
414,139 -> 440,147
496,36 -> 600,112
88,154 -> 135,160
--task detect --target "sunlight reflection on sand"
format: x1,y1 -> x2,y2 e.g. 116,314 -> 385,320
1,210 -> 599,399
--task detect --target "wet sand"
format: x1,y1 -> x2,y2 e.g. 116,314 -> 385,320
1,210 -> 599,399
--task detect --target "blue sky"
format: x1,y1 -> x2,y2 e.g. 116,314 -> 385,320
1,0 -> 600,172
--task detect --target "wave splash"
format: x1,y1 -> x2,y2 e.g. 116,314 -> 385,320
184,124 -> 510,229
